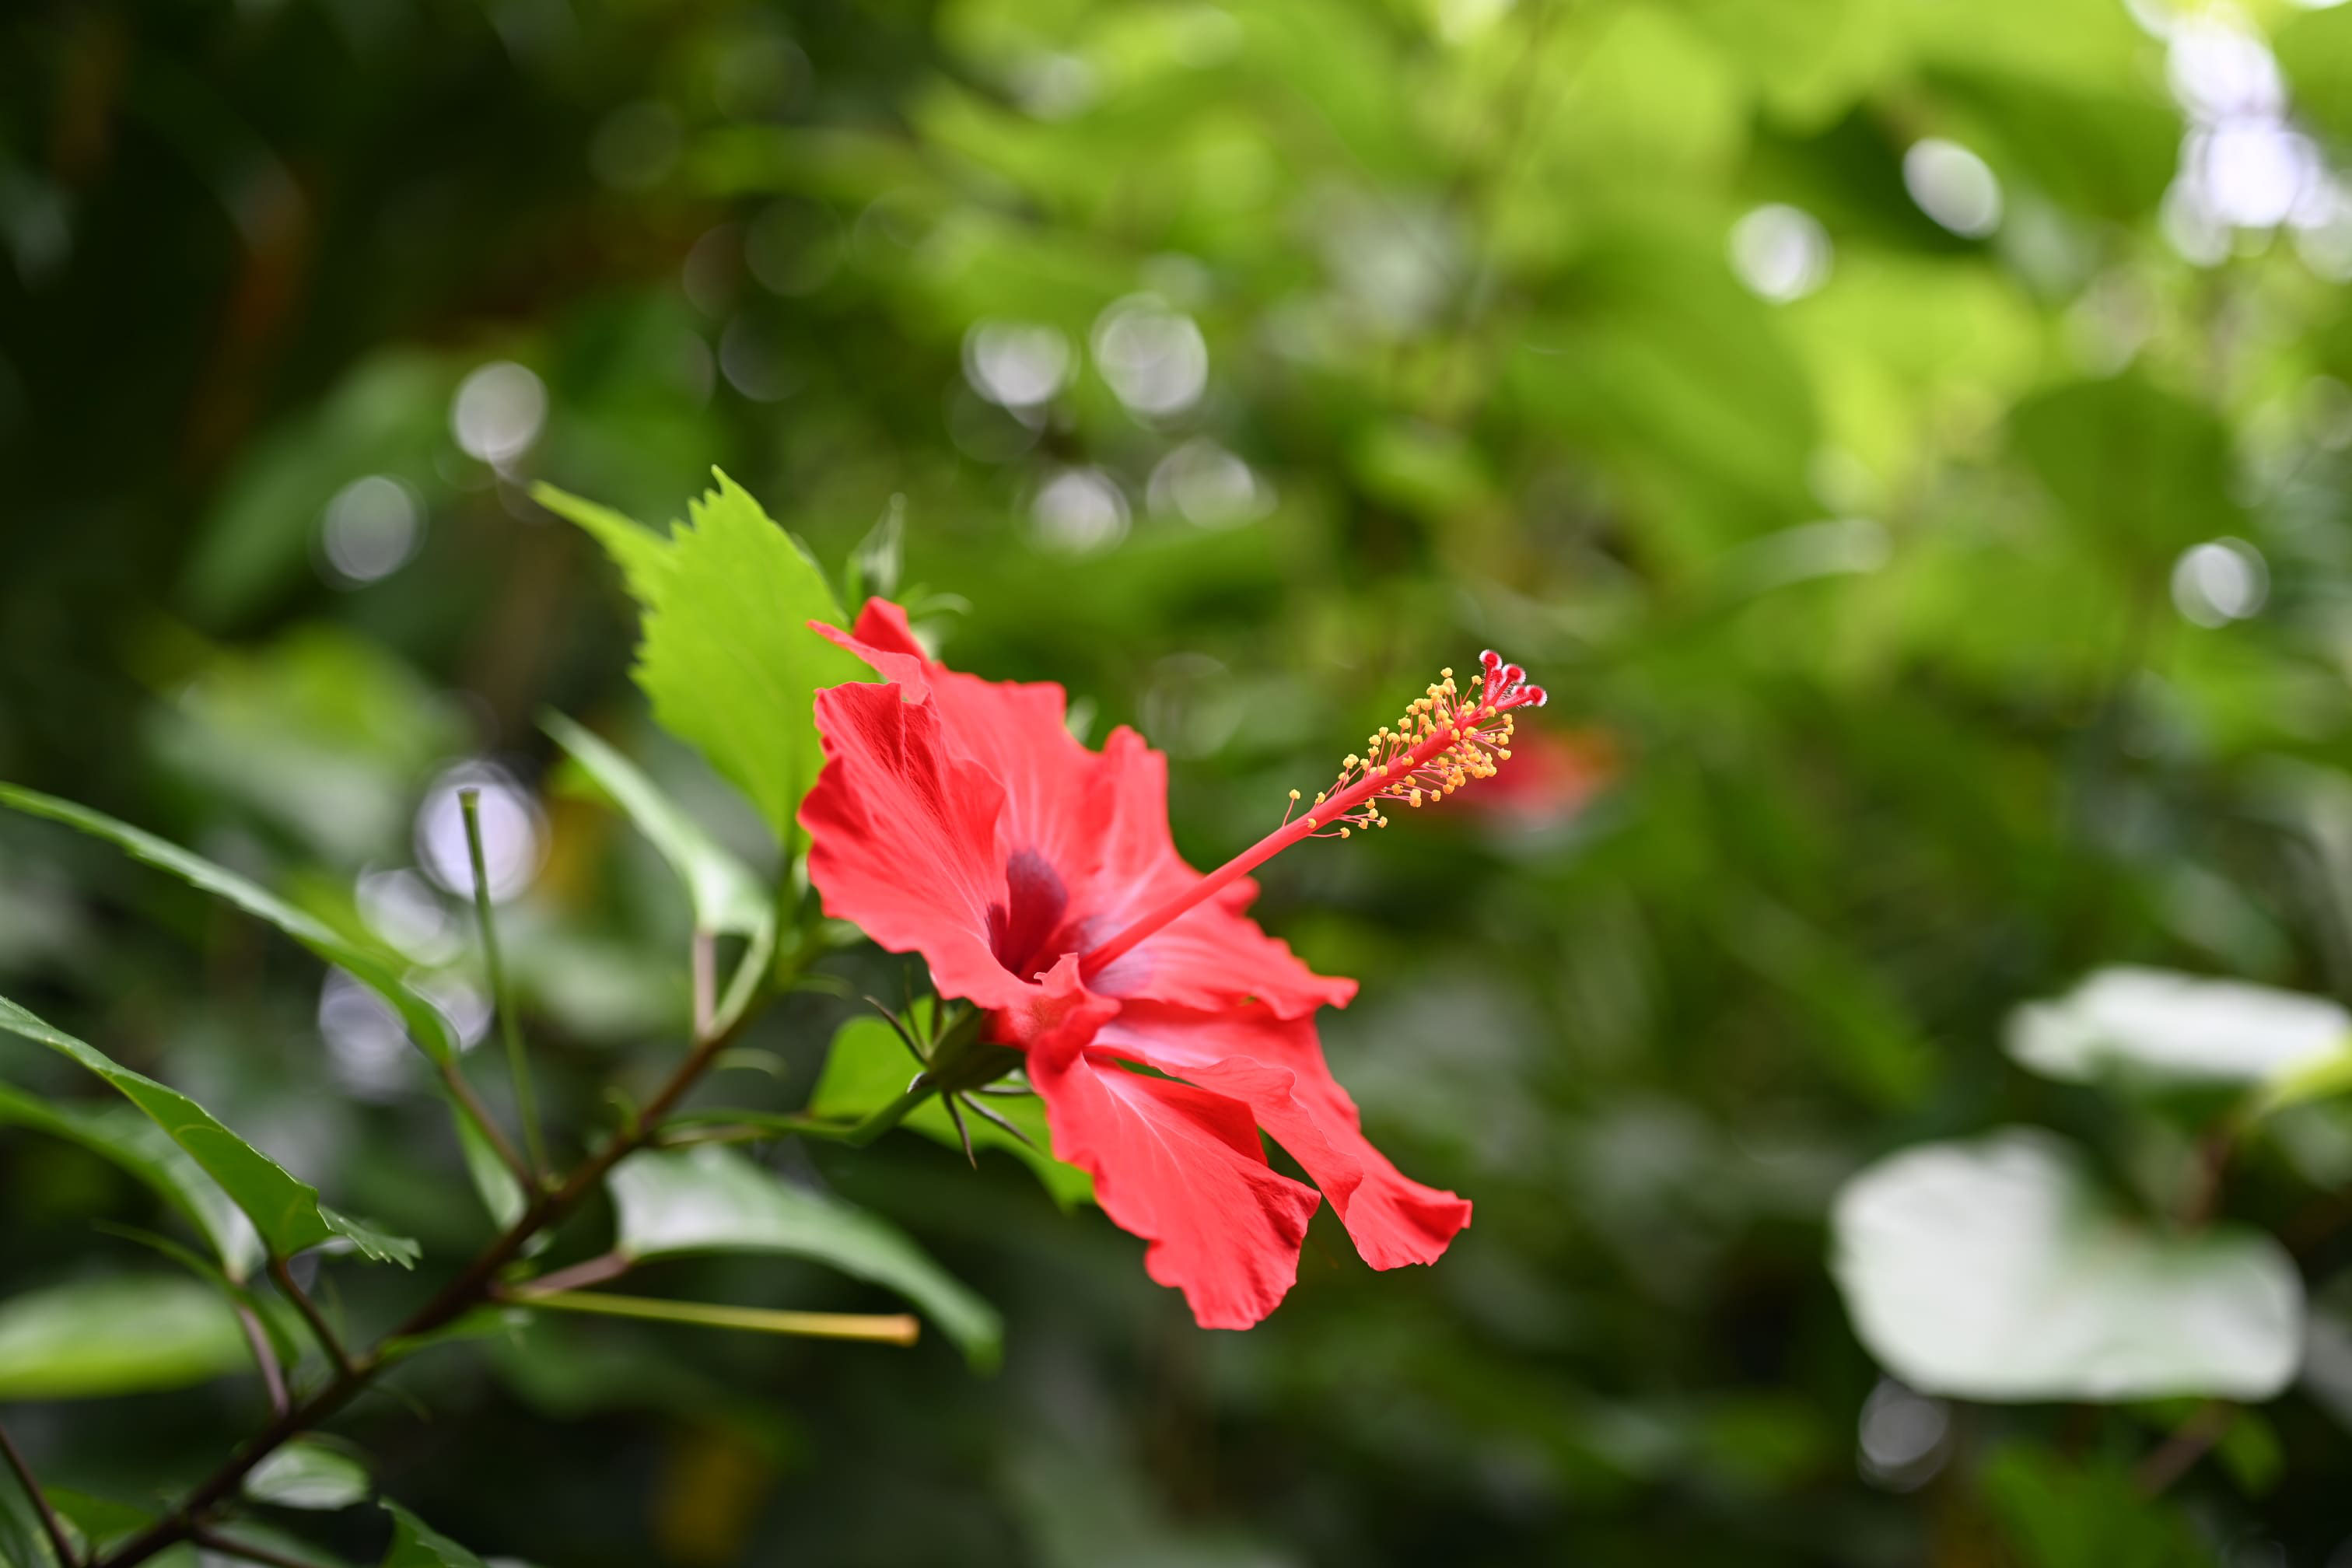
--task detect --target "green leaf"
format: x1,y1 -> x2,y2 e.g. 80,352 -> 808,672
454,1111 -> 527,1232
607,1144 -> 1002,1369
0,1082 -> 262,1280
1830,1129 -> 2302,1402
542,712 -> 772,943
379,1501 -> 487,1568
2009,373 -> 2245,562
2007,966 -> 2352,1100
1978,1443 -> 2207,1568
244,1439 -> 371,1510
0,1275 -> 254,1398
810,1014 -> 1091,1210
541,470 -> 872,850
0,990 -> 416,1266
0,784 -> 459,1066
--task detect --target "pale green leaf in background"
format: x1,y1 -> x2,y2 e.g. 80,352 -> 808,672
607,1144 -> 1001,1368
244,1439 -> 372,1511
542,712 -> 771,942
1830,1128 -> 2303,1402
0,1276 -> 254,1398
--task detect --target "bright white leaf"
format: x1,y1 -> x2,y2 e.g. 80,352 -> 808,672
1830,1128 -> 2302,1402
2007,966 -> 2352,1089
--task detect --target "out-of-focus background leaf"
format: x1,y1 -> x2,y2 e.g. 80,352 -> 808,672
9,0 -> 2352,1562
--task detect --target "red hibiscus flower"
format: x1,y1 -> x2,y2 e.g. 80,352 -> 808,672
800,601 -> 1544,1328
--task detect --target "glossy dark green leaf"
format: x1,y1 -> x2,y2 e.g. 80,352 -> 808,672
379,1501 -> 488,1568
0,1083 -> 261,1280
0,784 -> 459,1066
0,992 -> 415,1266
607,1145 -> 1001,1369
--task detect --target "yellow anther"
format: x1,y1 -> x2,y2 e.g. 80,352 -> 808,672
1314,792 -> 1326,805
1288,788 -> 1300,801
1339,827 -> 1350,839
1344,754 -> 1359,769
1305,815 -> 1318,829
1440,667 -> 1453,678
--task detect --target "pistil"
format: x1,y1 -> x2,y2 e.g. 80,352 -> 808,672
1080,651 -> 1545,979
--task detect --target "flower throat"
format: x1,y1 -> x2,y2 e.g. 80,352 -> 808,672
1080,649 -> 1547,979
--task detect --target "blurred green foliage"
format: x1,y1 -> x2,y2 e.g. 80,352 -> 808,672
9,0 -> 2352,1562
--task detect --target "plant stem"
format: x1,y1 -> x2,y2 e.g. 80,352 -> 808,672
90,943 -> 779,1568
504,1290 -> 919,1345
2135,1400 -> 2234,1496
439,1063 -> 532,1193
0,1419 -> 76,1568
504,1251 -> 632,1298
268,1258 -> 354,1381
232,1302 -> 289,1416
460,786 -> 548,1179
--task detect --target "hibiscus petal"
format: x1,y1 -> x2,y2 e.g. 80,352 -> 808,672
1027,998 -> 1320,1329
816,601 -> 1118,929
801,679 -> 1037,1011
1085,729 -> 1357,1017
1097,1002 -> 1471,1272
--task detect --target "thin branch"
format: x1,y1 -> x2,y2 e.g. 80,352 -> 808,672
93,936 -> 785,1568
233,1301 -> 289,1417
2135,1400 -> 2234,1496
0,1419 -> 77,1568
461,786 -> 548,1179
190,1528 -> 320,1568
439,1061 -> 532,1192
93,893 -> 793,1566
691,928 -> 716,1043
503,1251 -> 632,1299
268,1258 -> 353,1381
501,1290 -> 919,1346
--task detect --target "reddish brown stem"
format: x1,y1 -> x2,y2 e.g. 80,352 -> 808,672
0,1419 -> 77,1568
92,988 -> 760,1568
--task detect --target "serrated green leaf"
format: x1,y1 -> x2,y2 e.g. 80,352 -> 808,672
810,1014 -> 1091,1210
0,784 -> 459,1066
0,1083 -> 262,1280
0,991 -> 415,1266
379,1501 -> 487,1568
0,1275 -> 253,1398
544,470 -> 872,850
607,1144 -> 1001,1369
244,1439 -> 371,1510
531,483 -> 670,597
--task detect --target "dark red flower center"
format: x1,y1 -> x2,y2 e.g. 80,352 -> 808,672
988,849 -> 1091,982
